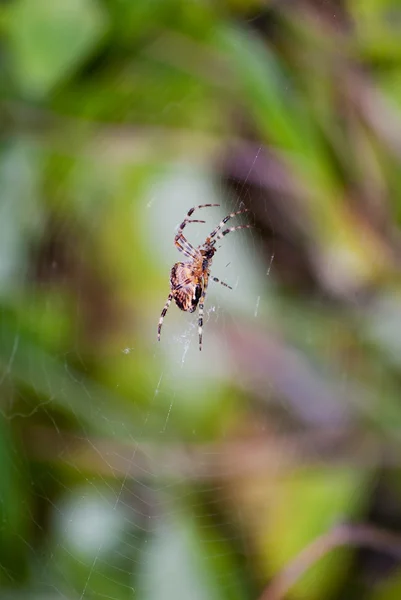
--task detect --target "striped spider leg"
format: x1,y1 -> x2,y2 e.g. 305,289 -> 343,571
174,203 -> 219,259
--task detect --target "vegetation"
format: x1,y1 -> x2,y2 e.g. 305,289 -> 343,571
1,0 -> 401,598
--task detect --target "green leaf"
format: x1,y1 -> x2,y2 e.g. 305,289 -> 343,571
7,0 -> 107,97
0,413 -> 28,583
264,468 -> 370,599
214,25 -> 337,194
0,307 -> 145,440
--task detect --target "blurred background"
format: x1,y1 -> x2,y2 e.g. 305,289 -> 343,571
2,0 -> 401,598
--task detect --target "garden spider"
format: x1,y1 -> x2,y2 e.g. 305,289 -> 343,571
157,204 -> 252,350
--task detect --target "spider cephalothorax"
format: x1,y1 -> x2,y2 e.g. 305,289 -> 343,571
157,204 -> 252,350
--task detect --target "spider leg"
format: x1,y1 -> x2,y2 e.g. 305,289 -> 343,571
174,234 -> 198,259
208,208 -> 250,240
174,205 -> 219,256
211,276 -> 232,290
174,223 -> 205,258
157,293 -> 173,342
176,204 -> 220,239
210,224 -> 253,247
198,274 -> 209,351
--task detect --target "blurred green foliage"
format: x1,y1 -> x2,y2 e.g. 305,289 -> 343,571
2,0 -> 401,599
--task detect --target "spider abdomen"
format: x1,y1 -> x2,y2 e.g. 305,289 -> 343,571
170,262 -> 203,313
174,285 -> 202,313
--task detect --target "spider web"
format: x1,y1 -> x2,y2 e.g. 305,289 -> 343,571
0,143 -> 273,600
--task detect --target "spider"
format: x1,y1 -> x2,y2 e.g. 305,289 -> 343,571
157,204 -> 252,350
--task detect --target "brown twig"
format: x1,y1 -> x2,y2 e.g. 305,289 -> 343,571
259,523 -> 401,600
